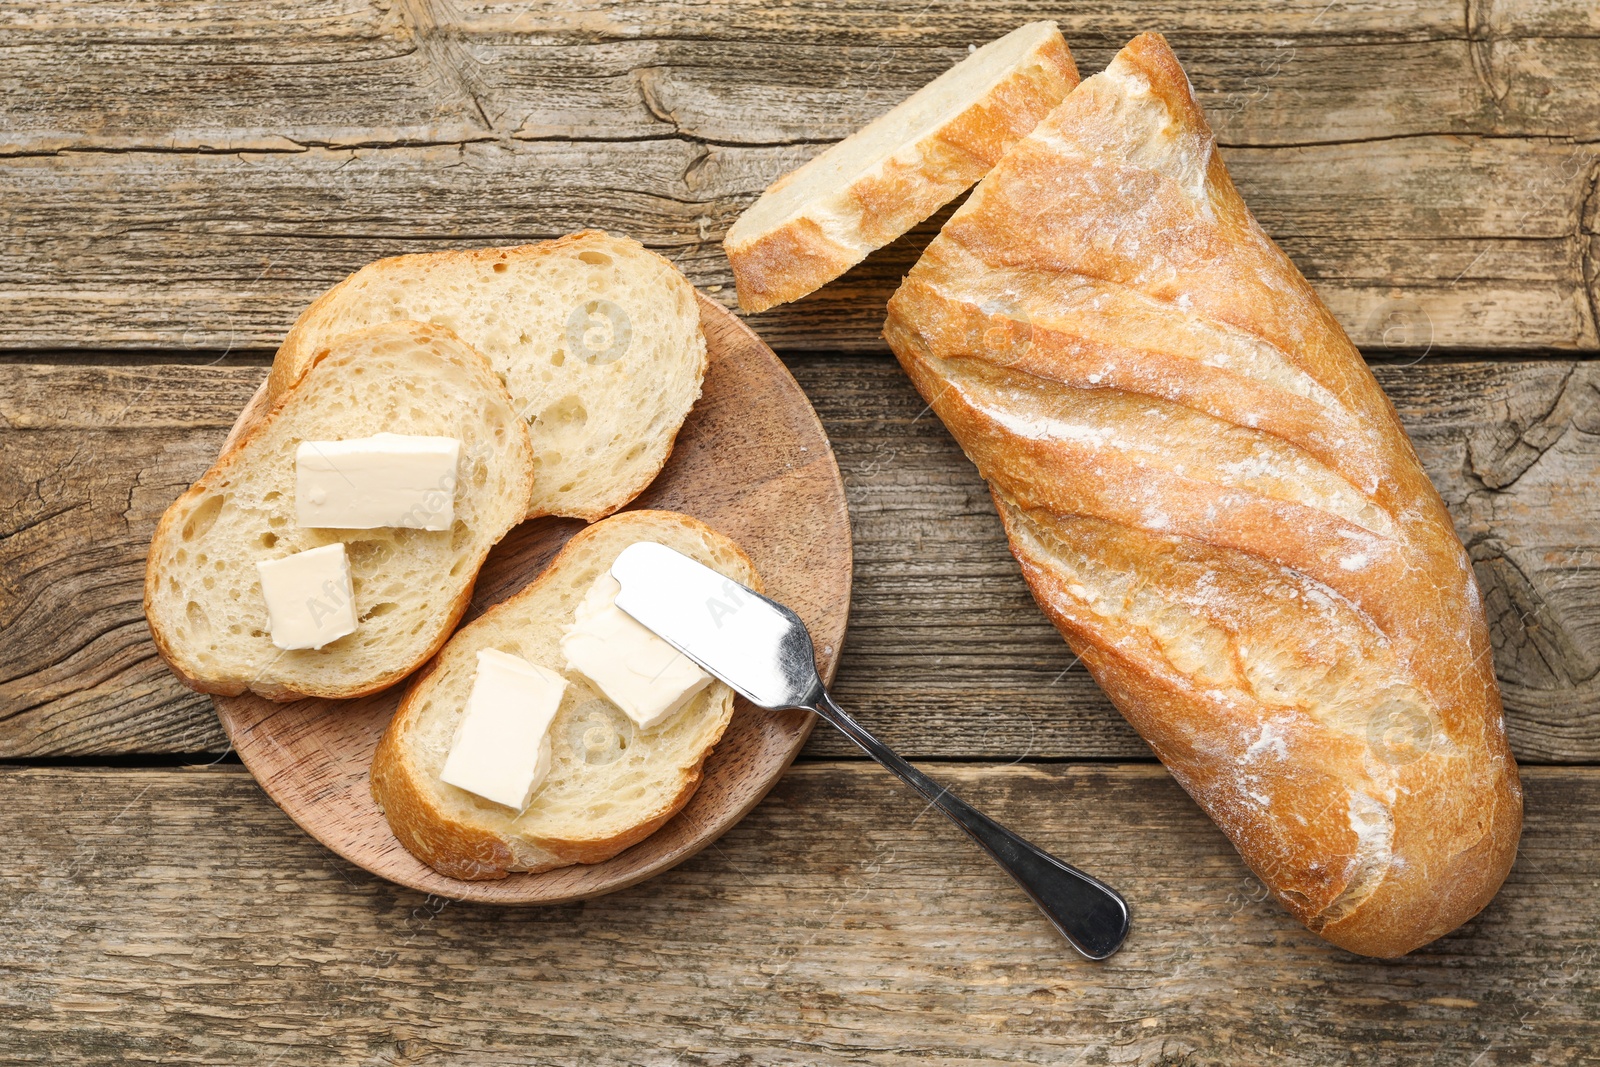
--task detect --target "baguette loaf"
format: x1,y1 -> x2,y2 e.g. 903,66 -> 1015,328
371,510 -> 760,880
883,33 -> 1521,957
145,322 -> 535,701
269,231 -> 706,522
724,21 -> 1077,313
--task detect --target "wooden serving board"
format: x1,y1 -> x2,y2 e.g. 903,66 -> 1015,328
212,293 -> 853,903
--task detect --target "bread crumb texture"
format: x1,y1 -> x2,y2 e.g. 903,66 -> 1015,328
273,231 -> 707,521
372,510 -> 761,880
145,322 -> 533,700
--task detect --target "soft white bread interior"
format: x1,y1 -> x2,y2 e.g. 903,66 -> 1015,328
371,510 -> 761,880
269,231 -> 706,522
723,21 -> 1078,313
144,321 -> 535,701
883,32 -> 1521,957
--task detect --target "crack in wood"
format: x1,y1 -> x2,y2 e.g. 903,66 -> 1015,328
393,0 -> 496,135
634,66 -> 681,135
0,131 -> 854,161
6,130 -> 1598,162
1466,363 -> 1579,489
1469,537 -> 1600,690
1465,0 -> 1510,105
1581,158 -> 1600,347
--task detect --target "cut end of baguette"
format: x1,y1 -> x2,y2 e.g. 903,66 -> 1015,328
271,231 -> 707,522
144,321 -> 535,701
723,21 -> 1078,313
370,510 -> 762,881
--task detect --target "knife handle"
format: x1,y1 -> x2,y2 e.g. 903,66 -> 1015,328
812,690 -> 1130,960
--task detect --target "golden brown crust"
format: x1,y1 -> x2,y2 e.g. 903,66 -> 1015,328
725,25 -> 1078,313
144,322 -> 534,702
369,651 -> 520,880
884,32 -> 1520,957
371,510 -> 764,880
727,217 -> 863,318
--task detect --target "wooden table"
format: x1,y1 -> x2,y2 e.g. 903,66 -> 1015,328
2,2 -> 1597,1062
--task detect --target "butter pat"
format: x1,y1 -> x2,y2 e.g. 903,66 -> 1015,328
295,433 -> 461,531
560,569 -> 713,730
256,542 -> 358,651
440,650 -> 568,810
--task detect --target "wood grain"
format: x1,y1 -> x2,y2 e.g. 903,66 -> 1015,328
3,356 -> 1595,763
1,1 -> 1597,352
2,761 -> 1595,1065
4,1 -> 1596,150
206,295 -> 852,901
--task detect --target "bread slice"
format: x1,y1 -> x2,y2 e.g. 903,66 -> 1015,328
268,231 -> 706,522
371,510 -> 760,880
723,21 -> 1077,313
144,321 -> 535,701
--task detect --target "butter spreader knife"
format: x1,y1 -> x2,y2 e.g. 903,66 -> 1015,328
611,541 -> 1131,960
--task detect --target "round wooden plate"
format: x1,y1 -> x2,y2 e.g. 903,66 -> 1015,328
213,293 -> 852,903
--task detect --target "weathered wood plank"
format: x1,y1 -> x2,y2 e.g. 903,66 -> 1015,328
2,356 -> 1596,762
3,1 -> 1599,352
0,0 -> 482,155
4,1 -> 1598,152
0,762 -> 1595,1065
2,135 -> 1596,352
